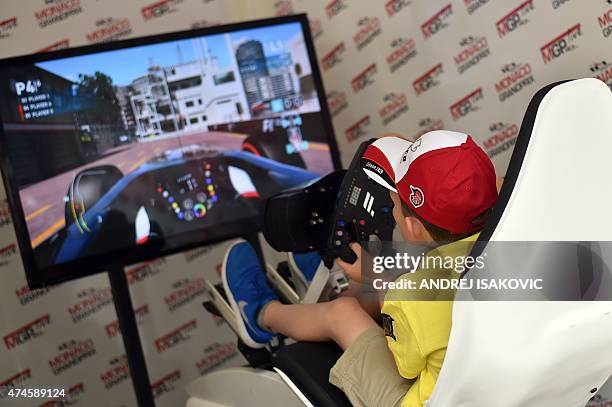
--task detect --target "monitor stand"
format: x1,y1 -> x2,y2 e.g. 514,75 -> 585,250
108,263 -> 155,407
106,233 -> 264,407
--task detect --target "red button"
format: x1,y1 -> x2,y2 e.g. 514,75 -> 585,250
359,219 -> 366,226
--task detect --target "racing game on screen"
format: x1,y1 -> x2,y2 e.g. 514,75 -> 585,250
0,22 -> 335,269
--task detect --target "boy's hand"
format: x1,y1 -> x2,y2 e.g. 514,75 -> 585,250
337,243 -> 362,282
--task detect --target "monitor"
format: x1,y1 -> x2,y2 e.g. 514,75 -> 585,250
0,15 -> 340,287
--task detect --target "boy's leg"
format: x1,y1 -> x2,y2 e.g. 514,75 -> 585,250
223,240 -> 375,349
340,281 -> 383,322
262,296 -> 378,350
223,241 -> 411,406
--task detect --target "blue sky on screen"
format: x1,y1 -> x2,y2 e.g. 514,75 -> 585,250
36,23 -> 302,87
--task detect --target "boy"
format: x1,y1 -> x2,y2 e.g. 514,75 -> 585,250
223,130 -> 498,406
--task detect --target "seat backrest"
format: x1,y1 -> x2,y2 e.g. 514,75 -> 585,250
429,79 -> 612,407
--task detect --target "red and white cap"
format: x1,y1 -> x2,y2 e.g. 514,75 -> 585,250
361,130 -> 498,234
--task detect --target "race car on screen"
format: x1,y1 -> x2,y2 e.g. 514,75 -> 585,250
33,142 -> 319,267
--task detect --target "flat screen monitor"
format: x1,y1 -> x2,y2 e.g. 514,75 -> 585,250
0,15 -> 340,287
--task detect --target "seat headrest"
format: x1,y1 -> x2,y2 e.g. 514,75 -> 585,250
482,78 -> 612,241
429,79 -> 612,407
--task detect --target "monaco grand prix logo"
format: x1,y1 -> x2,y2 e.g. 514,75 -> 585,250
0,369 -> 31,396
387,38 -> 417,73
152,369 -> 181,399
551,0 -> 572,9
0,199 -> 11,228
421,3 -> 453,39
496,0 -> 534,38
15,284 -> 52,306
454,36 -> 491,74
164,278 -> 206,312
142,0 -> 184,21
386,0 -> 411,17
68,287 -> 113,323
495,62 -> 535,102
35,0 -> 82,28
590,61 -> 612,90
345,116 -> 370,143
3,314 -> 50,350
310,19 -> 323,41
464,0 -> 490,15
351,63 -> 378,93
184,245 -> 215,262
155,320 -> 197,353
274,0 -> 293,16
354,17 -> 382,51
196,342 -> 239,375
0,17 -> 18,39
36,39 -> 70,53
321,42 -> 346,72
598,3 -> 612,38
450,88 -> 484,120
190,19 -> 222,29
409,185 -> 424,208
105,304 -> 149,338
379,93 -> 409,126
540,24 -> 583,64
483,122 -> 519,158
100,355 -> 130,390
48,339 -> 96,375
327,90 -> 349,117
326,0 -> 347,18
0,243 -> 17,267
413,63 -> 443,95
125,258 -> 166,284
86,17 -> 132,43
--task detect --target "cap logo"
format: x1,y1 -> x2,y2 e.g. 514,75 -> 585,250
409,185 -> 424,208
364,160 -> 384,174
401,138 -> 422,162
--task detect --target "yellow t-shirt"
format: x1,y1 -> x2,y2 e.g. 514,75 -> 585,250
380,234 -> 479,407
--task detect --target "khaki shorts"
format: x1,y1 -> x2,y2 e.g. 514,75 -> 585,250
329,326 -> 413,407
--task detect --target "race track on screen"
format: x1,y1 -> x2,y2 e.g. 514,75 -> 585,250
20,131 -> 332,247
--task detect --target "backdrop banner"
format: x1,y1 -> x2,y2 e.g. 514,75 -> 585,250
0,0 -> 611,406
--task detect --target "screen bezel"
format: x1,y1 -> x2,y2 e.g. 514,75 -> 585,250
0,14 -> 342,288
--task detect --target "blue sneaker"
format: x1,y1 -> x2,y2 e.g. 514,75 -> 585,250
288,251 -> 322,286
222,239 -> 279,349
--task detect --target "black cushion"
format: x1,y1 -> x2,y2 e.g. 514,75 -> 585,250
273,341 -> 352,407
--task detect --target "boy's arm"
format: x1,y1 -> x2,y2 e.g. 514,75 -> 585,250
381,300 -> 427,380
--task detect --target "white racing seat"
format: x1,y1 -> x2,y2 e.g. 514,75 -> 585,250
428,79 -> 612,406
189,79 -> 612,407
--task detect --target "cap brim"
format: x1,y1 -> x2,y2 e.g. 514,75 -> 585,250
360,136 -> 413,193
